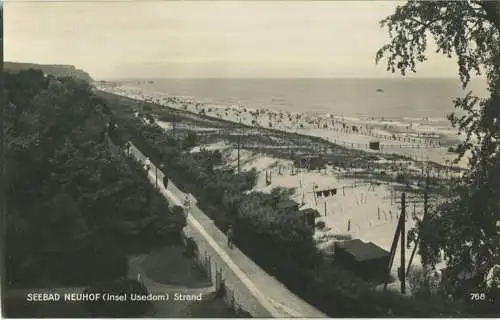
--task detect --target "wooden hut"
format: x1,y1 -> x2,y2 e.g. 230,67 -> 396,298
369,141 -> 380,151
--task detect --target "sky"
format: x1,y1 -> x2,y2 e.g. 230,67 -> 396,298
4,0 -> 460,80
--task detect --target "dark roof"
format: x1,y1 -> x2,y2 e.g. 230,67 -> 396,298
336,239 -> 389,262
276,199 -> 299,210
299,208 -> 321,218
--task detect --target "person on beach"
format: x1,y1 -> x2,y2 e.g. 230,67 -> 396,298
125,141 -> 131,155
163,175 -> 169,189
184,195 -> 191,214
227,224 -> 234,249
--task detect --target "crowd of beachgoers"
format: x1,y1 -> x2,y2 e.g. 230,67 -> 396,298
97,82 -> 464,167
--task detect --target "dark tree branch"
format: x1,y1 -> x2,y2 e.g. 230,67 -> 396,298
477,0 -> 500,31
376,0 -> 500,294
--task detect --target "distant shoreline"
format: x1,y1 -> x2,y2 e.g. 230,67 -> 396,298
98,77 -> 487,123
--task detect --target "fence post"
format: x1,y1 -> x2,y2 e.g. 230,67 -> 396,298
232,289 -> 236,310
400,192 -> 406,294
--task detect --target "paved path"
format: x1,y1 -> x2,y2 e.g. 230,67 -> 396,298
127,255 -> 216,317
127,255 -> 216,295
129,143 -> 327,318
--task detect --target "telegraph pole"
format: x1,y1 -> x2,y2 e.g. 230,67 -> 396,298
424,169 -> 429,217
237,134 -> 241,174
172,114 -> 177,139
406,171 -> 429,275
155,166 -> 158,189
400,192 -> 406,294
385,192 -> 408,292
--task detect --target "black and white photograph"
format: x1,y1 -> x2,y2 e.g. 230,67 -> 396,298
2,0 -> 499,317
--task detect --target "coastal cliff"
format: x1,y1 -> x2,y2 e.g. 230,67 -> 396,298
4,61 -> 94,82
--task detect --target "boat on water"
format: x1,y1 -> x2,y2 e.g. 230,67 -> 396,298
376,88 -> 384,92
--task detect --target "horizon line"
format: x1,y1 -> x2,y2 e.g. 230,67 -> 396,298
5,60 -> 481,81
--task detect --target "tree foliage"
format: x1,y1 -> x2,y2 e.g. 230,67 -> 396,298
376,0 -> 499,294
182,132 -> 198,150
4,70 -> 185,289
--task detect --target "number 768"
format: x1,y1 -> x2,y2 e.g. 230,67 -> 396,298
469,292 -> 486,301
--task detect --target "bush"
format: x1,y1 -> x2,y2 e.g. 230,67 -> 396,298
183,132 -> 198,150
315,221 -> 326,230
184,237 -> 198,258
4,71 -> 186,289
172,205 -> 185,217
447,145 -> 461,154
407,267 -> 442,299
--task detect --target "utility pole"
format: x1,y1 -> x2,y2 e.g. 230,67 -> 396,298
258,124 -> 262,153
385,220 -> 401,291
237,134 -> 241,174
424,169 -> 429,217
385,191 -> 407,292
172,115 -> 177,139
353,163 -> 357,187
406,171 -> 429,275
400,192 -> 406,294
155,165 -> 158,189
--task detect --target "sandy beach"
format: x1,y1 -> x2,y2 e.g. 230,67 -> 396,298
98,82 -> 462,292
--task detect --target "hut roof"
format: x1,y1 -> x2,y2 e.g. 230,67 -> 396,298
335,239 -> 389,262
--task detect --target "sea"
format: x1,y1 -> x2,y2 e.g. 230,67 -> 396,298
121,77 -> 488,129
